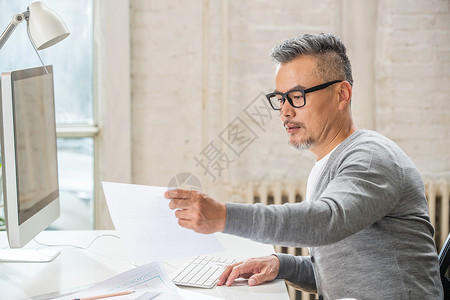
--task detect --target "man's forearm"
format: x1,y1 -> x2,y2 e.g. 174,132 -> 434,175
275,253 -> 317,293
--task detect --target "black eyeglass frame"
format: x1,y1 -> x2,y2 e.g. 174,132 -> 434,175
265,80 -> 343,110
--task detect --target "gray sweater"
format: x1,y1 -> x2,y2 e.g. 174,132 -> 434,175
224,129 -> 443,299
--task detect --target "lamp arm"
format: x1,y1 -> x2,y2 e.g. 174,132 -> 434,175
0,12 -> 29,50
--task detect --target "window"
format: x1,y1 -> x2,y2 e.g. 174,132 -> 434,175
0,0 -> 96,229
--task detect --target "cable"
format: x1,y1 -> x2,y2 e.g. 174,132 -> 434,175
26,20 -> 48,74
33,233 -> 120,250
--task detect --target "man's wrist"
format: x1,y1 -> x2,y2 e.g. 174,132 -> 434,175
223,202 -> 255,235
218,201 -> 227,232
274,253 -> 294,279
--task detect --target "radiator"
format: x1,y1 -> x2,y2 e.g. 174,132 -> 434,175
425,179 -> 450,252
241,179 -> 450,300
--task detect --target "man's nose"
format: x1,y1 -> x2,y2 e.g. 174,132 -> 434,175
280,98 -> 295,118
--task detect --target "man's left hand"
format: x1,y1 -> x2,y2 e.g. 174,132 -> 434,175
164,189 -> 226,234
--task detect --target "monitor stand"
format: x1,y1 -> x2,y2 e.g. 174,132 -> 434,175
0,248 -> 60,262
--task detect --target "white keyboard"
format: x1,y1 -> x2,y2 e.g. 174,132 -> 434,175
171,255 -> 236,289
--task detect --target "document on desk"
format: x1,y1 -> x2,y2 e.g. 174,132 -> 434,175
53,261 -> 222,300
102,182 -> 224,264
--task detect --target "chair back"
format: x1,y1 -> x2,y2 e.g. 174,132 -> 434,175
439,233 -> 450,299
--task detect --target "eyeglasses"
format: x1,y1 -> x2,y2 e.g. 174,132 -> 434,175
265,80 -> 342,110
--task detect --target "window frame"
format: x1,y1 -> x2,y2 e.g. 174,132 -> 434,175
56,0 -> 131,230
93,0 -> 131,229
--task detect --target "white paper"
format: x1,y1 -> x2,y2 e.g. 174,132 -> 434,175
53,261 -> 173,300
102,182 -> 224,264
53,261 -> 222,300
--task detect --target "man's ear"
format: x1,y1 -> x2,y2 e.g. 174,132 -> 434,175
338,81 -> 352,110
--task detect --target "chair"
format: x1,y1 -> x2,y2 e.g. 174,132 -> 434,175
440,233 -> 450,299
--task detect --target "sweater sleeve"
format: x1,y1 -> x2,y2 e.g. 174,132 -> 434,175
275,253 -> 317,293
223,138 -> 404,247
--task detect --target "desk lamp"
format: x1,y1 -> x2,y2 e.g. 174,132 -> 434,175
0,1 -> 69,52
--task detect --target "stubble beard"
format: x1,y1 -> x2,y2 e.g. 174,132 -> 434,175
284,121 -> 315,150
289,138 -> 314,150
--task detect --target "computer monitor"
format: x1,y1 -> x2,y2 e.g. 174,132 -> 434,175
0,65 -> 60,262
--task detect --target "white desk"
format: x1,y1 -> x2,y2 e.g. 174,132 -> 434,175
0,230 -> 289,300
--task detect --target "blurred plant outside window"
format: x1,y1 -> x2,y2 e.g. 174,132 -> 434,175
0,0 -> 95,229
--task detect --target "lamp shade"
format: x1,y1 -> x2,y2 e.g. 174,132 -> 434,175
28,2 -> 70,50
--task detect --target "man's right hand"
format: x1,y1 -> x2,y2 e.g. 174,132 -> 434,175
217,255 -> 280,287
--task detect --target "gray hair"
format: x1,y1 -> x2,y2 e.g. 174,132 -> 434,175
271,33 -> 353,87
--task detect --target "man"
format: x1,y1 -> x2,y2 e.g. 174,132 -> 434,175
164,33 -> 443,299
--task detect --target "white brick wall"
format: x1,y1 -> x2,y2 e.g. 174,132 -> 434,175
130,0 -> 450,198
130,0 -> 204,187
376,0 -> 450,179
